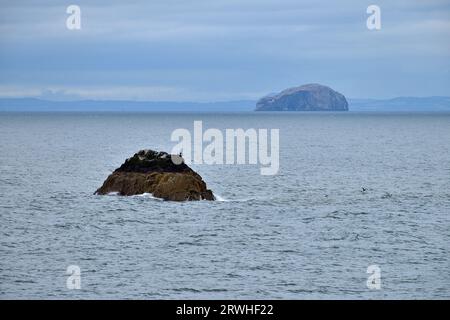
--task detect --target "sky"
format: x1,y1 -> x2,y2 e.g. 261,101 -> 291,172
0,0 -> 449,101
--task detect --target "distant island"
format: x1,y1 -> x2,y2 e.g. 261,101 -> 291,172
0,95 -> 449,112
255,83 -> 348,111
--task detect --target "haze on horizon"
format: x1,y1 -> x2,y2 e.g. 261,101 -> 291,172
0,0 -> 449,102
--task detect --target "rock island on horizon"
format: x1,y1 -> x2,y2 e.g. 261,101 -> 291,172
255,83 -> 348,111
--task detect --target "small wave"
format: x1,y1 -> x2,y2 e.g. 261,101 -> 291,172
106,192 -> 255,203
106,192 -> 164,201
213,193 -> 259,202
213,193 -> 229,202
172,287 -> 201,293
381,192 -> 393,199
134,193 -> 163,201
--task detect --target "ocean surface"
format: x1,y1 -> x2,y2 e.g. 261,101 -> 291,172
0,112 -> 449,299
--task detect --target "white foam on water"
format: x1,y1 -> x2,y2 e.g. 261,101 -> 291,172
213,193 -> 229,202
135,193 -> 164,201
105,192 -> 164,201
213,194 -> 256,202
105,191 -> 256,203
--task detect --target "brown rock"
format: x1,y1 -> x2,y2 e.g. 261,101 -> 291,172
95,150 -> 214,201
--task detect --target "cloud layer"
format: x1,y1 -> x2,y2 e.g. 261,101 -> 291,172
1,0 -> 449,100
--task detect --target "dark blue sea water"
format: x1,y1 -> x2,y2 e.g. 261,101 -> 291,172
0,112 -> 449,299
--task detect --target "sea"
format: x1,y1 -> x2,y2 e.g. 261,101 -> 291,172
0,112 -> 449,299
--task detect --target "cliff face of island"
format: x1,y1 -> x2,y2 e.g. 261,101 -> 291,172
255,83 -> 348,111
95,150 -> 214,201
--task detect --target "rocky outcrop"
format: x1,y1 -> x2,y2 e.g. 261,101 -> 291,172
95,150 -> 214,201
255,83 -> 348,111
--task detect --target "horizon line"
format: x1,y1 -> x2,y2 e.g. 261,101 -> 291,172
1,95 -> 450,104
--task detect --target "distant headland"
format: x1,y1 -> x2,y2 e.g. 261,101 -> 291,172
0,95 -> 449,112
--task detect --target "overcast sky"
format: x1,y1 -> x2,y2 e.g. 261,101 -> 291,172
0,0 -> 449,101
